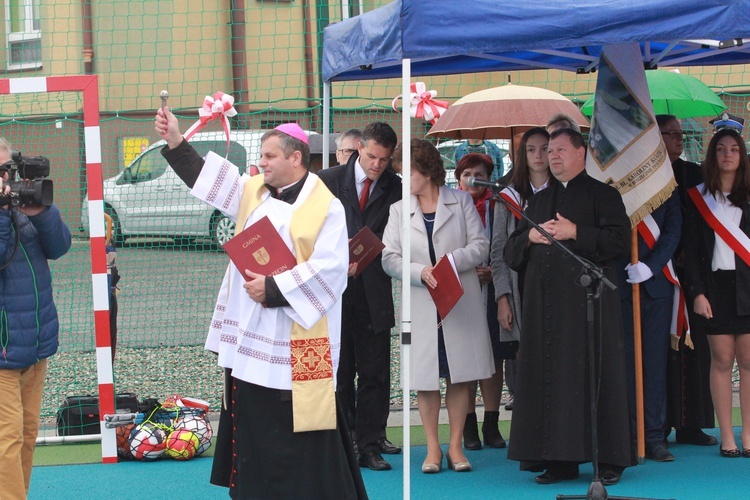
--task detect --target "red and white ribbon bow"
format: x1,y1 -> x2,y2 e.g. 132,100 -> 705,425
392,82 -> 449,124
183,91 -> 238,150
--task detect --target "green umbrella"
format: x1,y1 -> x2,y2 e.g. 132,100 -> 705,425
580,70 -> 726,118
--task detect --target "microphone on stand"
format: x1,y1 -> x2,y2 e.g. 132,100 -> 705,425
466,176 -> 506,191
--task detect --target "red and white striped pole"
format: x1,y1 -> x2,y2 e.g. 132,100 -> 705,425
0,75 -> 116,462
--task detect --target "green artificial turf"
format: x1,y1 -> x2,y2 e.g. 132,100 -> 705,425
33,443 -> 103,466
385,420 -> 512,447
33,437 -> 215,466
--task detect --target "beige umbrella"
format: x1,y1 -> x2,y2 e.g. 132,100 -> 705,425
427,83 -> 589,140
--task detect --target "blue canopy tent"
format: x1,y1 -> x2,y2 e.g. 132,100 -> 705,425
321,3 -> 750,496
323,0 -> 750,81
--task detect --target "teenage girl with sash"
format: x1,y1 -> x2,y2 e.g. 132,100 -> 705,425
684,128 -> 750,458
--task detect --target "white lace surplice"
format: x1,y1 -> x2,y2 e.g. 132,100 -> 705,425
191,152 -> 348,390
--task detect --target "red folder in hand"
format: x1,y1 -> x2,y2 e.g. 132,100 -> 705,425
428,253 -> 464,319
222,215 -> 297,280
349,226 -> 385,278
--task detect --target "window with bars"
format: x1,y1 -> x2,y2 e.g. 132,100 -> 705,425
5,0 -> 42,70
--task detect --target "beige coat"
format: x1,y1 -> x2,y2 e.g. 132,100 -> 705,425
382,186 -> 495,391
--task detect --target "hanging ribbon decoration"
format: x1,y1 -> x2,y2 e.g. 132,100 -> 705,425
183,91 -> 238,153
391,82 -> 450,125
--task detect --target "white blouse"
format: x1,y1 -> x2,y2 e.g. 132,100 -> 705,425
711,193 -> 743,271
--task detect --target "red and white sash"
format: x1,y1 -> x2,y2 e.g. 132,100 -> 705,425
499,186 -> 523,220
636,214 -> 690,348
688,184 -> 750,267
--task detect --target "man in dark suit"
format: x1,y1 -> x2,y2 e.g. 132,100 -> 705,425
318,122 -> 402,471
617,190 -> 681,462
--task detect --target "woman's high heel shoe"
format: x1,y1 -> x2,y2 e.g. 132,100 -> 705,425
720,443 -> 740,458
421,453 -> 443,473
446,453 -> 472,472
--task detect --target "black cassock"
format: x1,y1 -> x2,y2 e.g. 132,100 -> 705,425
504,171 -> 635,469
667,158 -> 714,430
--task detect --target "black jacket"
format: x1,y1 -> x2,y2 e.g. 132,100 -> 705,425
684,190 -> 750,316
317,153 -> 402,333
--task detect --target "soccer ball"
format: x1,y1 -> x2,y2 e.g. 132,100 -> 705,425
172,415 -> 213,455
165,428 -> 200,460
129,423 -> 167,461
115,423 -> 135,459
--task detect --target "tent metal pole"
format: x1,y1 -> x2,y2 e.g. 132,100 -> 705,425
401,57 -> 412,500
323,81 -> 331,169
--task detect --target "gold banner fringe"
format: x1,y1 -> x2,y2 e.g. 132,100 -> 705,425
670,332 -> 694,351
670,333 -> 680,351
628,178 -> 678,228
684,331 -> 694,349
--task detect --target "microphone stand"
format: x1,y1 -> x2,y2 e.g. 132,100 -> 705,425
491,188 -> 669,500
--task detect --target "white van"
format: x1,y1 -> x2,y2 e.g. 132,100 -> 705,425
81,130 -> 275,246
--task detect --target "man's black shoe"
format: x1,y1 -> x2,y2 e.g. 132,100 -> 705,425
646,443 -> 674,462
358,451 -> 392,470
675,428 -> 718,446
534,465 -> 579,484
600,470 -> 622,486
378,437 -> 402,454
599,464 -> 624,486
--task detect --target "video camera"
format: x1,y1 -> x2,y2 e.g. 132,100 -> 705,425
0,151 -> 53,207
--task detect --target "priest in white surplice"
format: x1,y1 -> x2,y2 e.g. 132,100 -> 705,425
155,109 -> 367,499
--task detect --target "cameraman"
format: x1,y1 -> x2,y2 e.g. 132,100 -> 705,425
0,137 -> 71,499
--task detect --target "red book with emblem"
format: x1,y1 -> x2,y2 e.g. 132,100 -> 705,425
348,225 -> 386,278
222,215 -> 297,280
428,253 -> 464,319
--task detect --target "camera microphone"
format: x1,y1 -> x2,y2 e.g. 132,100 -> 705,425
466,177 -> 506,191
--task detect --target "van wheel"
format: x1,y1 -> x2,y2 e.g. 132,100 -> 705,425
211,213 -> 235,247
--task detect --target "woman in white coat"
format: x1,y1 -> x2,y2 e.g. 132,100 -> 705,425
382,139 -> 494,473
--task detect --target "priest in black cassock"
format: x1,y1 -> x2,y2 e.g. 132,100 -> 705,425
504,128 -> 635,486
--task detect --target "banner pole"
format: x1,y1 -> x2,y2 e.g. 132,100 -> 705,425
631,228 -> 646,464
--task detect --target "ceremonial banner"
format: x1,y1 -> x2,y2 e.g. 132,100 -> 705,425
585,44 -> 676,226
586,44 -> 679,461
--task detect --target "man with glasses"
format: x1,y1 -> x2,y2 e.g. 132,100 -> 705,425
616,122 -> 683,462
657,114 -> 718,449
318,122 -> 402,471
336,129 -> 362,166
